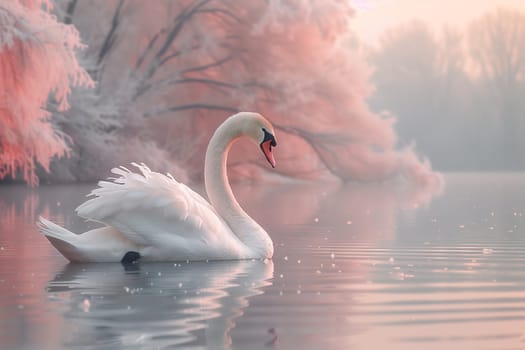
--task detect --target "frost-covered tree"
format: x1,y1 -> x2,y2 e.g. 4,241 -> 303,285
53,0 -> 441,189
0,0 -> 93,185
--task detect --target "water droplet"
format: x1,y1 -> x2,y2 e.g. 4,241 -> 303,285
82,299 -> 90,312
346,220 -> 352,225
314,217 -> 319,223
178,282 -> 183,288
157,272 -> 162,276
279,274 -> 284,278
330,253 -> 335,259
283,256 -> 288,261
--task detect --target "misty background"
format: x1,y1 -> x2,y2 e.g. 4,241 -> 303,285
367,8 -> 525,171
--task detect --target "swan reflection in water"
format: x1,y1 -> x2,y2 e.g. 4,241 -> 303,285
47,260 -> 273,349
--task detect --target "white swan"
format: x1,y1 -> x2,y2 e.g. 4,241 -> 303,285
38,112 -> 277,263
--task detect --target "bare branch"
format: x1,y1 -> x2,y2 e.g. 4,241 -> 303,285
144,103 -> 238,117
197,7 -> 243,24
97,0 -> 125,67
157,43 -> 201,67
154,0 -> 211,61
134,77 -> 236,100
134,31 -> 163,70
134,56 -> 263,100
180,55 -> 232,74
166,78 -> 237,89
63,0 -> 78,25
141,0 -> 212,81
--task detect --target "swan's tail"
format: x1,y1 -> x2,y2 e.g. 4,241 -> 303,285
37,217 -> 82,262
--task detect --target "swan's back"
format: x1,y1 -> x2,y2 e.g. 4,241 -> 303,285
75,163 -> 250,261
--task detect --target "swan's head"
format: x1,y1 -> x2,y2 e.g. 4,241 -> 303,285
215,112 -> 278,168
241,112 -> 277,168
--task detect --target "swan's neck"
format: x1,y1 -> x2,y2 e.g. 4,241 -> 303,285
204,120 -> 273,258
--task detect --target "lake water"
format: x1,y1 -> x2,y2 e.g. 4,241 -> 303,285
0,173 -> 524,349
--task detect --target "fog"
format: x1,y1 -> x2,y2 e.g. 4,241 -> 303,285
367,7 -> 525,171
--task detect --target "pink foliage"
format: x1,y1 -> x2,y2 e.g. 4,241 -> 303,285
50,0 -> 442,191
0,0 -> 93,185
127,0 -> 442,187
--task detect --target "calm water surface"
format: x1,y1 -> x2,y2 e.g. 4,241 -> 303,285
0,173 -> 524,349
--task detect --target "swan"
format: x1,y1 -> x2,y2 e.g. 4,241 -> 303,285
37,112 -> 277,263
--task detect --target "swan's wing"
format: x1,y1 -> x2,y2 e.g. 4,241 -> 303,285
75,163 -> 229,248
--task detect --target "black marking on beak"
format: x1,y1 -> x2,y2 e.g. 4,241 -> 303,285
261,128 -> 277,149
260,128 -> 277,168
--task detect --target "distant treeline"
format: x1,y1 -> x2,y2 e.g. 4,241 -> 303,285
369,8 -> 525,171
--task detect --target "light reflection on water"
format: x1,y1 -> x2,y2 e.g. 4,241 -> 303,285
47,261 -> 273,349
0,173 -> 524,349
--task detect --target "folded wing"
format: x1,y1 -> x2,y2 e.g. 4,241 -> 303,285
75,163 -> 232,249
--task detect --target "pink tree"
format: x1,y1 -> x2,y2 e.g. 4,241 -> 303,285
0,0 -> 93,185
56,0 -> 442,190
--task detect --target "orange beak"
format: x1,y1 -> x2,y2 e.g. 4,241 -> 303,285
260,140 -> 276,168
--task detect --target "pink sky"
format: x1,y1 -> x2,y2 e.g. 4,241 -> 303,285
351,0 -> 525,45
